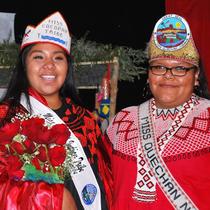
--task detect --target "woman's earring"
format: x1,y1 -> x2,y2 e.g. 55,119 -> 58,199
195,78 -> 199,87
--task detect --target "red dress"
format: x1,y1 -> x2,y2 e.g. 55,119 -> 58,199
0,180 -> 64,209
104,96 -> 210,210
0,104 -> 64,209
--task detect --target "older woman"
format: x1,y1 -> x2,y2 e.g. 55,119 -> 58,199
104,14 -> 210,210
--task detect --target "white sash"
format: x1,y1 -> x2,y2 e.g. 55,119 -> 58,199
138,100 -> 198,210
20,94 -> 101,210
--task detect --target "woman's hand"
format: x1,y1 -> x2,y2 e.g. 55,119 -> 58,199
62,187 -> 77,210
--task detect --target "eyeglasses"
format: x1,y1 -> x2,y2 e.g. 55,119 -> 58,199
149,65 -> 196,77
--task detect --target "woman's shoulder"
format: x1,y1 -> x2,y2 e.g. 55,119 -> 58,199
0,100 -> 27,123
106,105 -> 140,148
202,97 -> 210,105
65,97 -> 99,124
187,96 -> 210,121
195,96 -> 210,110
108,105 -> 139,131
113,105 -> 139,118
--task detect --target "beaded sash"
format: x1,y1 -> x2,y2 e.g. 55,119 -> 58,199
133,96 -> 198,209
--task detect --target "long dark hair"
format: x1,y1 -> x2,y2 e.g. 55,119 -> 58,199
1,44 -> 82,124
142,60 -> 210,101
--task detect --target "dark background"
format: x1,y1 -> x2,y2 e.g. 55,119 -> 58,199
0,1 -> 165,112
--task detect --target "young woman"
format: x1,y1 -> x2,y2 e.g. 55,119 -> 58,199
0,11 -> 108,210
104,14 -> 210,210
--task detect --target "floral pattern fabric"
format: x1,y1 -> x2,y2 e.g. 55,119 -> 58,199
54,97 -> 108,210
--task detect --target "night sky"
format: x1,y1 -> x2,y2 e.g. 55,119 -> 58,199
13,1 -> 165,49
0,1 -> 165,111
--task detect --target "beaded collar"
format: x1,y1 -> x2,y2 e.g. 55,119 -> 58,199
156,106 -> 182,120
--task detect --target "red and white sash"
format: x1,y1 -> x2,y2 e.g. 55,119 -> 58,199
20,94 -> 101,210
136,98 -> 198,209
